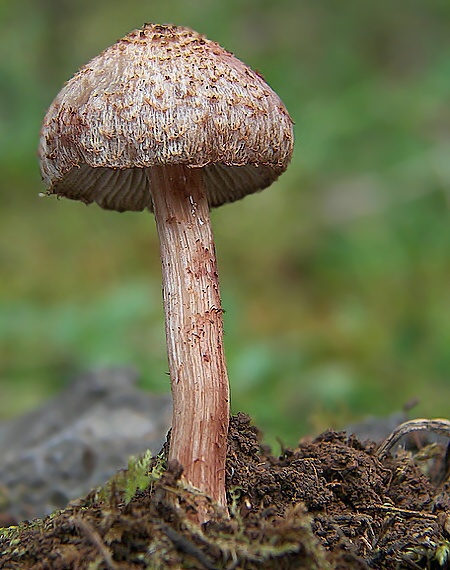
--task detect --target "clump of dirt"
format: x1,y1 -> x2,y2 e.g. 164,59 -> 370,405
1,413 -> 450,569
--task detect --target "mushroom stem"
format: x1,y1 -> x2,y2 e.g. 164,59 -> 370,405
147,164 -> 230,510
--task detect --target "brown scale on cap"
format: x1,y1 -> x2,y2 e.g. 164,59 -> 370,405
38,23 -> 293,521
39,23 -> 293,212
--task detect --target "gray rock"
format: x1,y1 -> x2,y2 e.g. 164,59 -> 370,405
0,367 -> 171,521
345,411 -> 409,444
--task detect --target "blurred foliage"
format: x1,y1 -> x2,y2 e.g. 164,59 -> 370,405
0,0 -> 449,447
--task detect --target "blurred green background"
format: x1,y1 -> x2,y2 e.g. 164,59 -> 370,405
1,0 -> 449,448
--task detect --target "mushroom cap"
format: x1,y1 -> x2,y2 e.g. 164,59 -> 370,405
39,23 -> 294,212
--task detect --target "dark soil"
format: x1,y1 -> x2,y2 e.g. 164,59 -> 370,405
1,413 -> 450,569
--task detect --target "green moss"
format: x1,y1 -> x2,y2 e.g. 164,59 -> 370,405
96,449 -> 166,506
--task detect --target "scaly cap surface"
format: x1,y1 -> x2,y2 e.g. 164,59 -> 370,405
39,23 -> 294,211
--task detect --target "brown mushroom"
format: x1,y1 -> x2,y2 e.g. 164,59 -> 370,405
39,23 -> 294,514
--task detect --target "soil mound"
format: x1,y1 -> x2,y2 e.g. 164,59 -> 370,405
1,413 -> 449,569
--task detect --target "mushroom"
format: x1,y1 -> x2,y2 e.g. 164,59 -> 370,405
39,23 -> 294,514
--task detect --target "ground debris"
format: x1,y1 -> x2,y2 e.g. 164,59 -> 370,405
1,413 -> 449,569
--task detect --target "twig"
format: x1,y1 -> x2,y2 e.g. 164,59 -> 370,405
376,419 -> 450,461
364,504 -> 437,520
160,523 -> 218,570
70,517 -> 118,570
